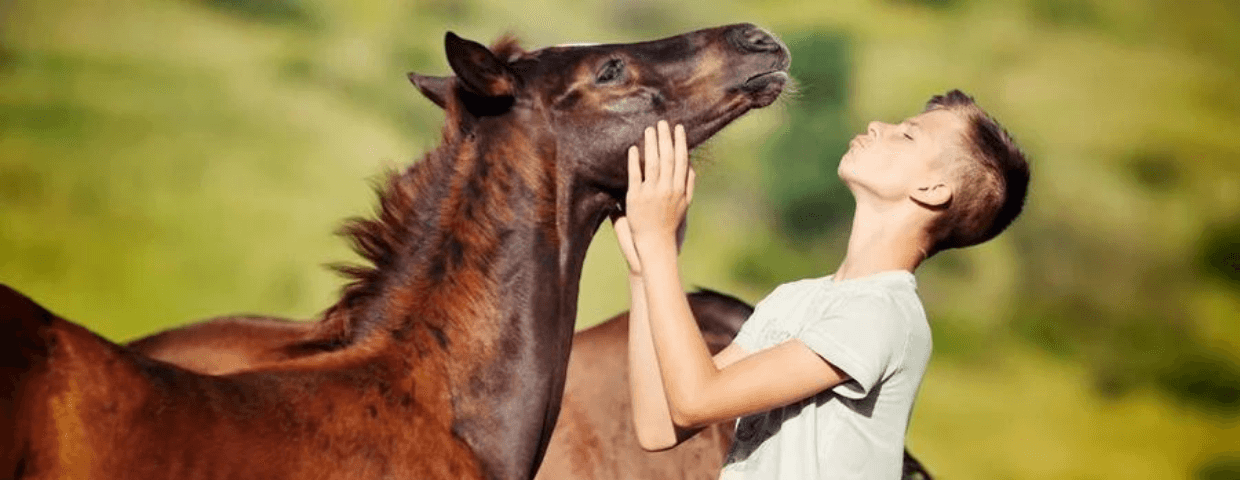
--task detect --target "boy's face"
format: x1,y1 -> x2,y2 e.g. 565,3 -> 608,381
837,107 -> 967,206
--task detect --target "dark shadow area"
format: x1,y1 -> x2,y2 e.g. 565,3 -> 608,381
1028,0 -> 1103,28
888,0 -> 957,10
1159,348 -> 1240,418
1198,218 -> 1240,286
1197,454 -> 1240,480
1127,149 -> 1181,192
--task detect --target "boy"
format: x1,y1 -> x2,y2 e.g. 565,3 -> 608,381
612,90 -> 1029,479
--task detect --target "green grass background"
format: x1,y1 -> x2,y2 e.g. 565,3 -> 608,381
2,0 -> 1239,478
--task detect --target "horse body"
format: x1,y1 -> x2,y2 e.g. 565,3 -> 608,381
3,285 -> 480,479
535,289 -> 747,480
3,24 -> 790,480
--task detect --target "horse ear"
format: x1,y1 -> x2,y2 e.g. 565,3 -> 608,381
408,73 -> 451,109
444,31 -> 515,98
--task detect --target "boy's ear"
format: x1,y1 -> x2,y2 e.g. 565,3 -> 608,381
910,182 -> 952,208
407,73 -> 452,109
444,31 -> 515,98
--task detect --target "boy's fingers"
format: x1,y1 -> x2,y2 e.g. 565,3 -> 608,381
643,126 -> 659,185
672,124 -> 688,192
627,145 -> 641,192
657,121 -> 674,189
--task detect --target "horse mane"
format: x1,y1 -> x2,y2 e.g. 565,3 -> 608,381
330,161 -> 437,308
320,35 -> 528,340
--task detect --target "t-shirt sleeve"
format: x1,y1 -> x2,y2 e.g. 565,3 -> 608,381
729,284 -> 786,352
731,317 -> 761,352
795,292 -> 905,400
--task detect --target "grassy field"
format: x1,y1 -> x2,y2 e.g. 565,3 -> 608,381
2,0 -> 1238,478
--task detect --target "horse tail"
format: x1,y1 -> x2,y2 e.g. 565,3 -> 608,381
686,288 -> 754,353
0,284 -> 61,478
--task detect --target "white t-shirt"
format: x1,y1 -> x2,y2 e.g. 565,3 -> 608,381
719,270 -> 932,480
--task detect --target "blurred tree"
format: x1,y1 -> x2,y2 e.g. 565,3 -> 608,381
727,29 -> 854,290
1197,454 -> 1240,480
1028,0 -> 1102,28
761,29 -> 854,243
1199,217 -> 1240,286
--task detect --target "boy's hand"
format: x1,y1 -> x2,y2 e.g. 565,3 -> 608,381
624,121 -> 695,255
610,210 -> 688,277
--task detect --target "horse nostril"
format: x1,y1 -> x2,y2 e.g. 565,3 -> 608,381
732,25 -> 781,53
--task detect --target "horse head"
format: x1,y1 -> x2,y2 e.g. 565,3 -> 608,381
409,23 -> 789,203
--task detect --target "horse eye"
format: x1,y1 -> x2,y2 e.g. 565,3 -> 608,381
595,59 -> 624,84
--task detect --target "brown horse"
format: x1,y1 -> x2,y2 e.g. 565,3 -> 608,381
2,24 -> 790,480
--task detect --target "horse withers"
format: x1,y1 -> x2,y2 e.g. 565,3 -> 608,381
2,24 -> 789,480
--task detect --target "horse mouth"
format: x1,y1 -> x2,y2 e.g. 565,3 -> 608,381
744,70 -> 789,86
741,71 -> 789,107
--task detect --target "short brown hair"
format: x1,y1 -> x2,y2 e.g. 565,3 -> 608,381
923,90 -> 1030,254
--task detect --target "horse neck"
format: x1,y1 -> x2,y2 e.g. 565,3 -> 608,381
326,118 -> 613,480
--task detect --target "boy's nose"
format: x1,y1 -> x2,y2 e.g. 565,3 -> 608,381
867,121 -> 884,137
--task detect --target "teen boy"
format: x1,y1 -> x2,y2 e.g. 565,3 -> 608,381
613,90 -> 1030,479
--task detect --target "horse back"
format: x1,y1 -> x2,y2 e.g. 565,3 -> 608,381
1,285 -> 483,479
686,288 -> 754,353
0,286 -> 282,478
125,315 -> 315,375
0,284 -> 154,478
1,284 -> 55,477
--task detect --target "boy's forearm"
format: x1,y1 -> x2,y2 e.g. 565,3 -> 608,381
636,236 -> 719,427
626,274 -> 679,450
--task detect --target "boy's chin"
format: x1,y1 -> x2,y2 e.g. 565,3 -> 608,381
837,176 -> 865,199
835,164 -> 862,187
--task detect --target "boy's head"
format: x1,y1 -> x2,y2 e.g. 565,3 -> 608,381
838,89 -> 1029,256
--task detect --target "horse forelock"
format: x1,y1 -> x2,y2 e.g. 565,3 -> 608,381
490,34 -> 525,63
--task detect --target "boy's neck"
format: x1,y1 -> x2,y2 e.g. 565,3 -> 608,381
832,201 -> 929,282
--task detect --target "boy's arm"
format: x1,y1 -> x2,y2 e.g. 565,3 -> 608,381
626,273 -> 680,450
612,210 -> 683,450
616,201 -> 753,449
638,242 -> 851,428
626,121 -> 851,429
627,268 -> 755,450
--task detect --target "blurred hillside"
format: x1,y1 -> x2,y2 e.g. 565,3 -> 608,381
2,0 -> 1238,478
